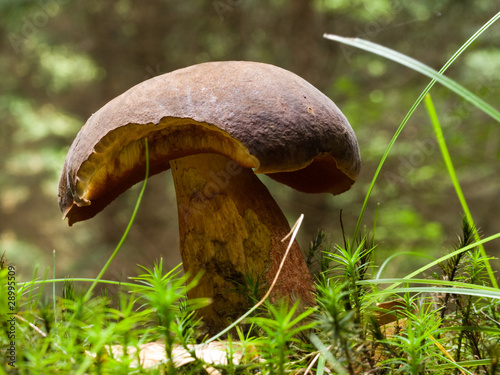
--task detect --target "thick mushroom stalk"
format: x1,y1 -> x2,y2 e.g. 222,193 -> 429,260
171,153 -> 314,330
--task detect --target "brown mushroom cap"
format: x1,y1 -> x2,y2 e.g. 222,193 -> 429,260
59,61 -> 361,225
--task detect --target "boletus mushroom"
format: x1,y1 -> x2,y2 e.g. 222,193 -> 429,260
58,61 -> 360,332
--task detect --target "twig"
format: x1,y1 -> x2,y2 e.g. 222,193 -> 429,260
203,214 -> 305,345
303,345 -> 332,375
15,314 -> 47,338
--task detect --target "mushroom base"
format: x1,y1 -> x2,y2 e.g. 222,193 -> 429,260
170,153 -> 315,333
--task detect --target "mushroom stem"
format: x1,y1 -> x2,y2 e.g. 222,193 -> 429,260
170,153 -> 315,332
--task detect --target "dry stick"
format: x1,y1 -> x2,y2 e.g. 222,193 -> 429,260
202,213 -> 305,346
303,345 -> 332,375
264,213 -> 305,303
15,314 -> 47,338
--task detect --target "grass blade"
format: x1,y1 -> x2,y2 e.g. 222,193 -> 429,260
18,278 -> 138,289
376,251 -> 435,279
371,286 -> 500,300
424,94 -> 496,287
376,231 -> 500,291
361,277 -> 500,294
84,138 -> 150,300
323,11 -> 500,248
53,249 -> 56,325
324,12 -> 500,122
424,94 -> 473,225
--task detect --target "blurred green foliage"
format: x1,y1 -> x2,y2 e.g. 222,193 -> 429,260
0,0 -> 498,281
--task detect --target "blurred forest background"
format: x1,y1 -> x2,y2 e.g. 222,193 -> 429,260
1,0 -> 499,285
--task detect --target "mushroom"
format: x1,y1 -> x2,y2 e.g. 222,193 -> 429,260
58,61 -> 360,332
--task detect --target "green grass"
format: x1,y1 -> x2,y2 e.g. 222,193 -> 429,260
325,10 -> 500,289
2,13 -> 500,375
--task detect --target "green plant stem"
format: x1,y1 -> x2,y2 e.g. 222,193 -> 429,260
53,249 -> 56,325
83,138 -> 150,301
424,94 -> 497,288
361,277 -> 500,294
324,12 -> 500,123
367,231 -> 500,292
369,286 -> 500,301
18,278 -> 138,289
323,11 -> 500,248
376,251 -> 435,279
410,230 -> 500,283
